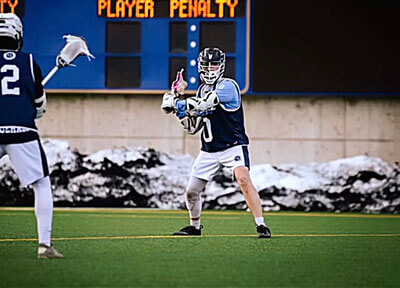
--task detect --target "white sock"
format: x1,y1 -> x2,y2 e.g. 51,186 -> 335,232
255,217 -> 266,226
32,176 -> 53,246
190,218 -> 201,230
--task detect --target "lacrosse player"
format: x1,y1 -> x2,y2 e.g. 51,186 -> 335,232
0,13 -> 63,258
162,47 -> 271,238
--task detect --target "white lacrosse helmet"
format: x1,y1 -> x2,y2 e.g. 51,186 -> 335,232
198,47 -> 225,85
0,13 -> 23,51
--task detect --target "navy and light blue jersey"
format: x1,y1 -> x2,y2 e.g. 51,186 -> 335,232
198,78 -> 249,152
0,51 -> 43,144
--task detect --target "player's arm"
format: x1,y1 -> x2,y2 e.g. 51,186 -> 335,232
32,59 -> 47,119
213,79 -> 241,111
165,90 -> 219,119
173,79 -> 240,117
161,95 -> 207,134
161,90 -> 219,135
175,81 -> 240,117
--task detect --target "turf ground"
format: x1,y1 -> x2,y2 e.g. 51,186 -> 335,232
0,208 -> 399,288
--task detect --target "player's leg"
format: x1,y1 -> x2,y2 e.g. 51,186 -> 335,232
5,140 -> 64,257
32,176 -> 53,246
234,166 -> 263,218
173,150 -> 219,236
221,145 -> 271,238
31,176 -> 63,258
173,176 -> 207,236
234,166 -> 271,238
234,166 -> 270,237
186,176 -> 207,229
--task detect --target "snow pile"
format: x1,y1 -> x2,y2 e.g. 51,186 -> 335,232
208,156 -> 400,213
0,139 -> 399,213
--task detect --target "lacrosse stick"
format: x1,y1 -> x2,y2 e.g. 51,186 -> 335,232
171,68 -> 188,98
161,68 -> 189,114
42,35 -> 95,86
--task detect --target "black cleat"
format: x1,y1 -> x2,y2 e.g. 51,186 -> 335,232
173,225 -> 203,236
257,225 -> 272,238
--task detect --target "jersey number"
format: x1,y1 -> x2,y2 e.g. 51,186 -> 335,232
1,64 -> 20,96
202,118 -> 213,143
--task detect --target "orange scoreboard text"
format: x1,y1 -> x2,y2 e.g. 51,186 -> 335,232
98,0 -> 240,19
0,0 -> 19,13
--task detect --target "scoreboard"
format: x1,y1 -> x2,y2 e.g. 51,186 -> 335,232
2,0 -> 250,94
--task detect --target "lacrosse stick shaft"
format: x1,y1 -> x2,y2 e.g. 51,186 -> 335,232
41,66 -> 59,86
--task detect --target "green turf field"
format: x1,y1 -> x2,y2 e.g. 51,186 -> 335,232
0,208 -> 399,288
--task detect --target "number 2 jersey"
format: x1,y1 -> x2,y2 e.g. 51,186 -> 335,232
197,78 -> 249,152
0,50 -> 44,144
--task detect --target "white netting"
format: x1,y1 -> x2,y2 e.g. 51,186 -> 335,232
56,35 -> 94,67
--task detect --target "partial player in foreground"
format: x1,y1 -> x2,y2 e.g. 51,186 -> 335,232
0,13 -> 63,258
162,47 -> 271,238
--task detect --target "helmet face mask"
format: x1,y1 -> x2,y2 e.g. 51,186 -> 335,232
0,13 -> 23,51
198,48 -> 225,85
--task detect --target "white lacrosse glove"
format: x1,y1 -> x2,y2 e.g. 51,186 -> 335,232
161,91 -> 178,114
35,93 -> 47,119
186,91 -> 219,115
179,115 -> 204,135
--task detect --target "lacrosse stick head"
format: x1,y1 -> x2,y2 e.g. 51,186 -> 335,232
56,35 -> 95,67
172,68 -> 188,96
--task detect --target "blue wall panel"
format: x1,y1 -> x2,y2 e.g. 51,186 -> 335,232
19,0 -> 249,93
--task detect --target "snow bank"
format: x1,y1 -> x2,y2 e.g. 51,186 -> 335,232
0,139 -> 398,213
